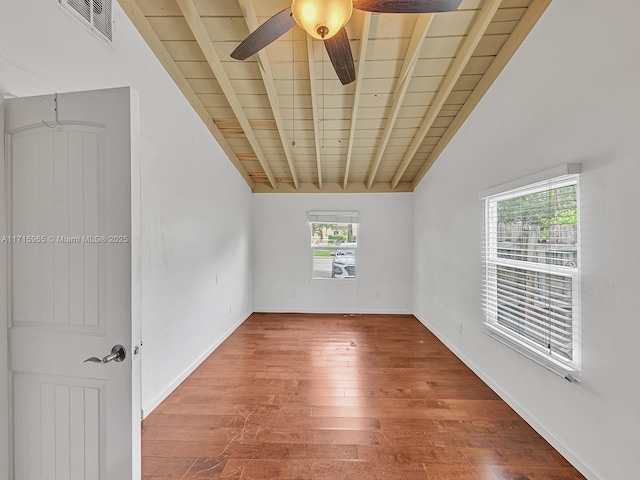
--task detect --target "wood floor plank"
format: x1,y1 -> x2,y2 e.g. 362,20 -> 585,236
142,313 -> 585,479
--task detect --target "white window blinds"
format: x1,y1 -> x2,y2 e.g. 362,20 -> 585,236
483,172 -> 580,372
307,211 -> 359,224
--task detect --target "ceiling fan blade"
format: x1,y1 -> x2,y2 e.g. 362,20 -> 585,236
231,7 -> 295,60
353,0 -> 462,13
323,28 -> 356,85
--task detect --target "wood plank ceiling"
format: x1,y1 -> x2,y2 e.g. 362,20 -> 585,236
119,0 -> 551,193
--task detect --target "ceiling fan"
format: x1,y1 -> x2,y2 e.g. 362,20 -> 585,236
231,0 -> 463,85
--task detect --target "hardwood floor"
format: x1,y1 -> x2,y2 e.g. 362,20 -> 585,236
142,313 -> 585,479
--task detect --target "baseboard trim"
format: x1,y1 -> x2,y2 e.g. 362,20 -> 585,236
254,307 -> 412,315
142,310 -> 252,418
413,312 -> 600,480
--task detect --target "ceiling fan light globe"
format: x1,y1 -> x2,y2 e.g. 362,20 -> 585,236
291,0 -> 353,40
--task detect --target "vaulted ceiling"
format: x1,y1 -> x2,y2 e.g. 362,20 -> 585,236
118,0 -> 550,193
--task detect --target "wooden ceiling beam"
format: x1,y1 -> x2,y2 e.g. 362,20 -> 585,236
343,12 -> 372,190
253,181 -> 413,194
410,0 -> 552,189
117,0 -> 255,189
124,0 -> 548,194
390,0 -> 503,190
237,0 -> 299,190
366,13 -> 434,190
306,36 -> 323,189
175,0 -> 278,190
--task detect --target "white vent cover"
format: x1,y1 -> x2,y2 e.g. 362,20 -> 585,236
62,0 -> 112,41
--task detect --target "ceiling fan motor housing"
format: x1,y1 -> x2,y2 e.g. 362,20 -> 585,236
291,0 -> 353,40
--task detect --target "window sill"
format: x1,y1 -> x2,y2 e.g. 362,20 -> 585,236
311,277 -> 357,282
482,322 -> 581,383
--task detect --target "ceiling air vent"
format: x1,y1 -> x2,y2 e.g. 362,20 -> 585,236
62,0 -> 112,42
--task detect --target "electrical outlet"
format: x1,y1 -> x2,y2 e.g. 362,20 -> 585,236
457,323 -> 463,336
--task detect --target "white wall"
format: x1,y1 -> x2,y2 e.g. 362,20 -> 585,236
254,193 -> 413,314
413,1 -> 640,479
0,102 -> 9,480
0,0 -> 253,433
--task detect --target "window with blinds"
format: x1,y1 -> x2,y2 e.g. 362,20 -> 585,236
483,173 -> 580,373
308,211 -> 359,280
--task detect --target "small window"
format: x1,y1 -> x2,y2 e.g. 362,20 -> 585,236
483,172 -> 580,374
61,0 -> 113,42
308,211 -> 359,280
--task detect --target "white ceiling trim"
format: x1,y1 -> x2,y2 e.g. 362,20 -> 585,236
175,0 -> 278,190
122,0 -> 549,193
391,0 -> 503,190
410,0 -> 553,190
117,0 -> 255,188
306,36 -> 324,189
237,0 -> 299,189
366,13 -> 434,190
343,12 -> 372,190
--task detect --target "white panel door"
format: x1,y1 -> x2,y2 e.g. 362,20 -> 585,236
4,88 -> 141,480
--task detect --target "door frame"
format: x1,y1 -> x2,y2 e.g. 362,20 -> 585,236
1,98 -> 10,480
0,89 -> 143,479
130,88 -> 143,479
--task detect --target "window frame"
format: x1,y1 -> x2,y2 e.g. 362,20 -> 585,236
308,211 -> 359,281
482,172 -> 581,377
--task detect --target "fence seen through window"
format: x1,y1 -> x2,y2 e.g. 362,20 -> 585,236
484,177 -> 580,370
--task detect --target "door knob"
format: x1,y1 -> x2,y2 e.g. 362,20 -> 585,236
84,345 -> 126,363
